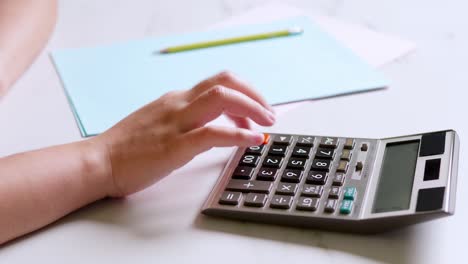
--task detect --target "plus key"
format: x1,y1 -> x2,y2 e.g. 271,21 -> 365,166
225,180 -> 272,194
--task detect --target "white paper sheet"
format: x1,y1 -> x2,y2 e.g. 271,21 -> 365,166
208,2 -> 416,119
211,2 -> 416,68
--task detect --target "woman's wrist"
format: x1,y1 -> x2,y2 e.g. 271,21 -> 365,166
77,138 -> 114,201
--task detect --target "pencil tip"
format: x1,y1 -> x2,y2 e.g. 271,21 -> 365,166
159,49 -> 169,54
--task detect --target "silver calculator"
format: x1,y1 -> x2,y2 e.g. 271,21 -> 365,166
201,130 -> 459,233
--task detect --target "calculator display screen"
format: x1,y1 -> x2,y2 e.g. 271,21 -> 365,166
372,140 -> 420,213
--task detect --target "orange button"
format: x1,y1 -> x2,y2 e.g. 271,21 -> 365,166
262,133 -> 270,145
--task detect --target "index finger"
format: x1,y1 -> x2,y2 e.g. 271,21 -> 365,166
188,71 -> 275,113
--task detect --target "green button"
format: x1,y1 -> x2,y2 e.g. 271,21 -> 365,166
340,200 -> 353,214
344,187 -> 357,200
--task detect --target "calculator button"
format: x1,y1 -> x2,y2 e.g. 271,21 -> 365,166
328,186 -> 342,199
355,161 -> 364,171
361,143 -> 368,151
332,173 -> 346,186
262,133 -> 271,145
292,146 -> 311,157
336,161 -> 349,173
276,183 -> 298,195
273,135 -> 292,145
344,138 -> 355,149
287,157 -> 307,170
310,159 -> 332,171
340,149 -> 352,161
256,167 -> 278,181
281,169 -> 303,183
232,166 -> 255,179
340,200 -> 354,214
268,145 -> 288,156
315,148 -> 335,160
270,195 -> 293,209
226,180 -> 272,194
344,187 -> 357,200
244,193 -> 268,207
219,191 -> 242,205
239,154 -> 260,167
296,136 -> 314,147
263,156 -> 283,168
319,137 -> 338,149
306,171 -> 328,185
245,145 -> 265,155
301,184 -> 323,197
296,197 -> 319,211
324,199 -> 338,213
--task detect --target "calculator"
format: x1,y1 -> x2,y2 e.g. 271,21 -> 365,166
201,130 -> 459,233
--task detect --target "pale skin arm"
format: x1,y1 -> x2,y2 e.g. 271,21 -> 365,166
0,0 -> 57,96
0,71 -> 276,244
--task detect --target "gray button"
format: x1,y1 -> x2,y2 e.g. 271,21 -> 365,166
296,197 -> 320,211
356,161 -> 364,171
270,195 -> 293,209
219,191 -> 242,205
329,186 -> 342,199
361,143 -> 368,151
324,199 -> 338,213
340,149 -> 352,161
244,193 -> 268,207
337,160 -> 349,173
276,183 -> 298,195
332,173 -> 346,186
301,184 -> 323,197
344,138 -> 355,149
226,180 -> 272,193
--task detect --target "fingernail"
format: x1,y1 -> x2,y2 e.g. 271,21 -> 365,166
249,131 -> 265,145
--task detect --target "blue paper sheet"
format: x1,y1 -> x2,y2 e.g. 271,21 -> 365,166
51,17 -> 387,137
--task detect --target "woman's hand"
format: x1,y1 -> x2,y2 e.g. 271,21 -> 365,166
93,72 -> 275,197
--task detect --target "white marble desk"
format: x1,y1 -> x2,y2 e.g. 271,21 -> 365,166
1,0 -> 467,263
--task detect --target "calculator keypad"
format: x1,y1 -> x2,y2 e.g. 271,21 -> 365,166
214,133 -> 373,220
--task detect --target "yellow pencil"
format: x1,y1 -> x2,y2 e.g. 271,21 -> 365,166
158,27 -> 303,54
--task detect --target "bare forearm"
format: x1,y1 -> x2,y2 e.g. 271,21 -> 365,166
0,139 -> 110,244
0,0 -> 57,95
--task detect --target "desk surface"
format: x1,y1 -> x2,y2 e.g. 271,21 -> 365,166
1,0 -> 467,263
